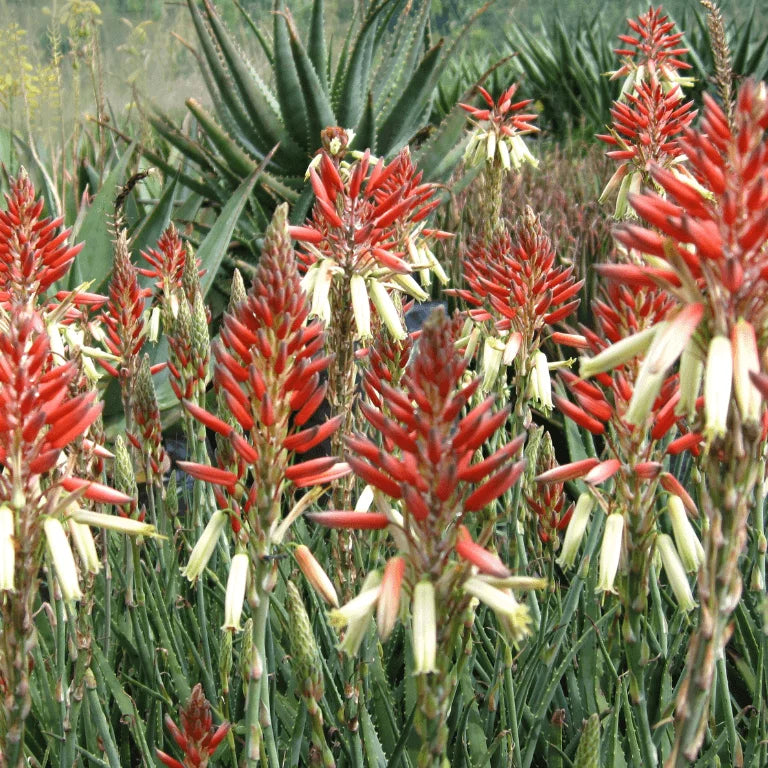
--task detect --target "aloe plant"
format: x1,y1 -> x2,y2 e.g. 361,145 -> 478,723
145,0 -> 483,230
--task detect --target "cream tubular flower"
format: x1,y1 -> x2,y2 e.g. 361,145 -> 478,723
596,513 -> 624,595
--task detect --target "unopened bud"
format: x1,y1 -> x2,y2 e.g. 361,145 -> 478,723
596,513 -> 624,595
350,274 -> 371,339
412,580 -> 437,674
704,335 -> 733,440
667,496 -> 704,572
532,351 -> 552,409
657,533 -> 696,611
45,517 -> 82,602
182,510 -> 228,582
222,552 -> 249,631
369,279 -> 406,340
294,545 -> 339,608
377,556 -> 405,641
482,337 -> 505,391
676,343 -> 703,419
579,326 -> 657,379
732,319 -> 761,424
556,493 -> 593,569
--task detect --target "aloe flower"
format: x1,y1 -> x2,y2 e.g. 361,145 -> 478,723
601,79 -> 768,765
0,170 -> 82,307
609,6 -> 694,94
0,305 -> 142,764
310,307 -> 541,766
461,83 -> 539,171
290,146 -> 441,340
598,75 -> 697,218
157,684 -> 230,768
453,207 -> 582,419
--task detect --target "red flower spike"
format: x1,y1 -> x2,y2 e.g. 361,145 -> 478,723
610,6 -> 692,82
158,684 -> 230,768
0,172 -> 82,305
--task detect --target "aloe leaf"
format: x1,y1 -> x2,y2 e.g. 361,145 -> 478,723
350,90 -> 376,152
286,13 -> 337,147
337,0 -> 391,128
200,0 -> 298,165
186,97 -> 258,178
186,0 -> 253,135
273,0 -> 310,149
307,0 -> 328,93
233,0 -> 274,64
148,112 -> 216,174
199,165 -> 261,299
376,40 -> 443,155
69,146 -> 135,292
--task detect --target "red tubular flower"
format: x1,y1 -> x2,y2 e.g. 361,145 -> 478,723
0,172 -> 83,306
157,684 -> 230,768
289,146 -> 442,338
181,205 -> 347,538
0,306 -> 103,486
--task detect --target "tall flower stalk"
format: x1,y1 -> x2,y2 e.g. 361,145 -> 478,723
601,80 -> 768,765
311,307 -> 542,767
0,173 -> 151,768
179,204 -> 346,767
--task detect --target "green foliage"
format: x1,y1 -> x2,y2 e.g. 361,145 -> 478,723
144,0 -> 480,233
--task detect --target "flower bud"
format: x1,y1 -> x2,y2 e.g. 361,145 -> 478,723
656,533 -> 696,611
704,335 -> 733,440
482,337 -> 505,391
309,259 -> 333,324
44,517 -> 82,602
412,580 -> 437,674
350,274 -> 371,339
579,326 -> 656,379
676,343 -> 703,419
369,279 -> 406,340
486,130 -> 497,163
498,136 -> 512,170
377,556 -> 405,641
556,493 -> 594,569
68,518 -> 101,575
182,510 -> 228,582
532,351 -> 552,409
71,509 -> 157,537
0,505 -> 15,591
503,332 -> 523,365
732,319 -> 761,424
667,495 -> 704,572
596,513 -> 624,595
294,545 -> 339,608
222,552 -> 249,631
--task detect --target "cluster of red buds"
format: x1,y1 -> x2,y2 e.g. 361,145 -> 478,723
599,8 -> 697,217
0,171 -> 82,307
178,205 -> 348,629
156,684 -> 230,768
539,281 -> 702,601
289,144 -> 446,340
453,207 -> 582,411
309,308 -> 543,664
608,5 -> 694,95
461,83 -> 539,171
